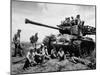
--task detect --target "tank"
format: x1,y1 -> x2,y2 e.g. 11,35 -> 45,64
25,18 -> 96,57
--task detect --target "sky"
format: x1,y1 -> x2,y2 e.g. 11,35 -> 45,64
12,0 -> 96,42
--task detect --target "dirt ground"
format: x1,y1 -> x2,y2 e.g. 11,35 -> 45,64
11,56 -> 92,75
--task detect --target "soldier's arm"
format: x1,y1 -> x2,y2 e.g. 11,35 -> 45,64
45,49 -> 49,55
26,52 -> 31,62
60,51 -> 64,57
57,52 -> 60,57
13,34 -> 16,42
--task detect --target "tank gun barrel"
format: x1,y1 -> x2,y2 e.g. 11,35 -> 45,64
25,18 -> 60,30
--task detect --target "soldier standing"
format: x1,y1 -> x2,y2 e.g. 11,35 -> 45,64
71,16 -> 76,26
30,33 -> 38,48
75,14 -> 81,25
75,14 -> 83,36
13,29 -> 22,57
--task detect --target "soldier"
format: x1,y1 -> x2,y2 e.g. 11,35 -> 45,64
13,29 -> 22,57
42,46 -> 48,55
30,33 -> 38,48
64,17 -> 71,26
57,17 -> 71,28
63,17 -> 68,25
23,48 -> 36,70
57,48 -> 65,61
42,46 -> 50,60
75,14 -> 81,25
79,20 -> 85,36
75,14 -> 85,27
71,16 -> 76,26
51,47 -> 57,59
35,48 -> 44,64
75,14 -> 84,36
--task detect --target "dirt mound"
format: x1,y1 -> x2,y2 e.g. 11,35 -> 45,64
11,59 -> 89,74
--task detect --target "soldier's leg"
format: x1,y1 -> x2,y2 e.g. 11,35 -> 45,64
23,58 -> 30,70
35,43 -> 36,48
81,21 -> 85,26
40,55 -> 44,63
18,44 -> 23,57
13,44 -> 17,57
19,50 -> 23,57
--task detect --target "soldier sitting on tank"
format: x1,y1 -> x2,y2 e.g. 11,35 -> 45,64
75,14 -> 85,26
23,48 -> 36,70
50,47 -> 57,59
57,48 -> 65,61
12,29 -> 23,57
75,14 -> 83,26
64,17 -> 71,26
75,14 -> 80,25
74,14 -> 85,37
57,17 -> 72,28
70,16 -> 76,26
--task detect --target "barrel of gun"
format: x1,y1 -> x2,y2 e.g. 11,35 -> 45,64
25,18 -> 60,30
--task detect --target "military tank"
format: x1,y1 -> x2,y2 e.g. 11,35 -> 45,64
25,18 -> 96,57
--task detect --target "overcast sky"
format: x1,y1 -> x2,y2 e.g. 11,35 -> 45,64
12,0 -> 95,42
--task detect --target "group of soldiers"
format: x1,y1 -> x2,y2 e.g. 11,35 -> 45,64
60,14 -> 85,27
58,14 -> 85,36
12,29 -> 66,70
23,44 -> 66,70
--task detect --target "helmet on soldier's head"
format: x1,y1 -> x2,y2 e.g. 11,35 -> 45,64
65,17 -> 68,20
30,49 -> 34,53
67,17 -> 70,20
18,29 -> 21,32
71,16 -> 74,19
76,14 -> 80,18
29,47 -> 35,53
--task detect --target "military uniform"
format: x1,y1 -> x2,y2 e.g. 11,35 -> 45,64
63,17 -> 71,26
51,48 -> 57,59
13,30 -> 22,57
23,49 -> 36,70
75,15 -> 81,25
35,49 -> 44,64
57,48 -> 65,61
71,17 -> 76,26
75,15 -> 84,36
